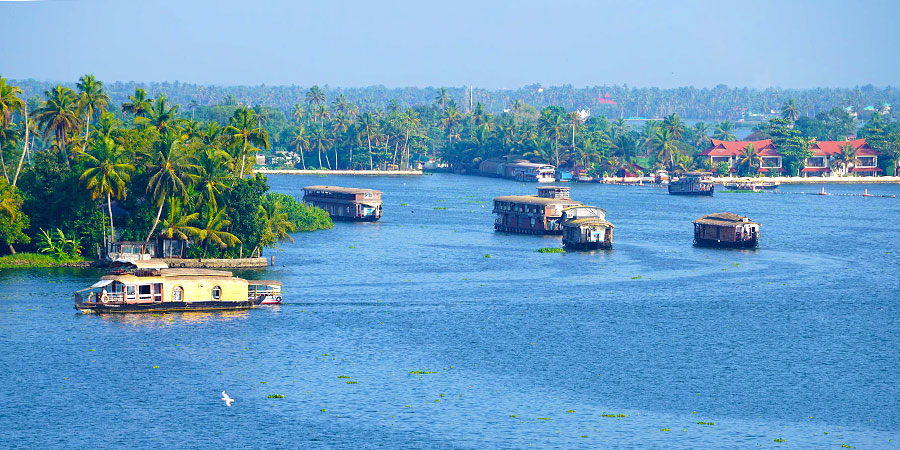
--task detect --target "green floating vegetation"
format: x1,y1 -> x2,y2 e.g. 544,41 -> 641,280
660,428 -> 671,432
565,410 -> 575,413
631,275 -> 642,280
483,254 -> 492,258
773,438 -> 784,443
400,203 -> 409,206
433,207 -> 448,210
346,381 -> 357,384
337,375 -> 351,379
601,414 -> 627,418
697,421 -> 715,425
536,247 -> 565,253
266,394 -> 285,399
409,370 -> 437,375
537,417 -> 551,420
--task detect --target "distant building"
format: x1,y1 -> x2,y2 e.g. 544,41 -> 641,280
801,139 -> 881,177
699,139 -> 784,174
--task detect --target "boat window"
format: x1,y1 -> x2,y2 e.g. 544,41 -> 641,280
173,286 -> 184,301
212,286 -> 221,300
126,285 -> 135,296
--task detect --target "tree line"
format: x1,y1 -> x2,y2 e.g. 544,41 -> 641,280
0,75 -> 331,257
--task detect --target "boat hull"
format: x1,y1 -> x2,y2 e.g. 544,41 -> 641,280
563,241 -> 612,250
75,299 -> 263,314
693,238 -> 758,249
331,214 -> 380,222
494,224 -> 561,235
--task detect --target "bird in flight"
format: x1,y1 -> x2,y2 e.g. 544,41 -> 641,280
221,390 -> 235,407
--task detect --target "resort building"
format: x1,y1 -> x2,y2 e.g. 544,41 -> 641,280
699,139 -> 784,174
801,139 -> 882,177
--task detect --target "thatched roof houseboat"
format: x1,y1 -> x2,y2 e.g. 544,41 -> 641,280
669,172 -> 715,196
493,186 -> 581,235
561,206 -> 614,250
302,185 -> 383,222
693,213 -> 759,248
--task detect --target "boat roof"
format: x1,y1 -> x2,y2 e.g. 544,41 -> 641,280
303,185 -> 382,195
103,268 -> 235,280
693,212 -> 758,226
493,195 -> 582,206
563,218 -> 614,227
246,280 -> 283,286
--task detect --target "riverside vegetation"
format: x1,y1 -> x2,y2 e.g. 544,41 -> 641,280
0,75 -> 331,262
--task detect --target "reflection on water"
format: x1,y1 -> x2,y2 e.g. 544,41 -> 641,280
97,310 -> 252,326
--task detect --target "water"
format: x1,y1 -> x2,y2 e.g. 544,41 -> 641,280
1,174 -> 898,449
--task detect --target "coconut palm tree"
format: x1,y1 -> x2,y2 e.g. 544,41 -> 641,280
0,77 -> 25,183
829,143 -> 860,176
331,112 -> 351,169
781,99 -> 800,122
289,124 -> 309,169
651,129 -> 679,170
440,105 -> 462,148
224,106 -> 269,178
78,136 -> 134,243
192,146 -> 231,209
253,195 -> 295,256
712,120 -> 737,141
538,110 -> 565,166
121,88 -> 153,118
76,74 -> 110,154
144,131 -> 196,241
305,86 -> 326,123
662,113 -> 685,141
735,143 -> 761,176
291,103 -> 306,124
138,94 -> 180,133
435,87 -> 450,110
359,112 -> 376,169
694,122 -> 710,149
196,204 -> 240,258
33,85 -> 82,168
159,197 -> 201,258
309,124 -> 332,169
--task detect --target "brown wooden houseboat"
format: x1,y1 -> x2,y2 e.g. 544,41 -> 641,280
302,185 -> 383,222
493,186 -> 582,234
561,206 -> 614,250
692,213 -> 759,248
669,172 -> 715,196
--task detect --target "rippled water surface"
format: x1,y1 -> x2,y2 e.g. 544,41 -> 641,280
2,174 -> 899,449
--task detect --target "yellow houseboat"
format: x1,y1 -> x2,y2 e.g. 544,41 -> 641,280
74,261 -> 272,313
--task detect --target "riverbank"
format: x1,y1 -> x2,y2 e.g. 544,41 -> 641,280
255,169 -> 423,176
599,175 -> 900,184
0,253 -> 96,269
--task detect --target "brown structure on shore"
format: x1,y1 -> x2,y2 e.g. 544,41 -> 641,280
493,186 -> 581,234
693,213 -> 759,248
302,185 -> 383,222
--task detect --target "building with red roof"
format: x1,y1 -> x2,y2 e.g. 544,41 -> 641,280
698,139 -> 784,174
801,139 -> 881,176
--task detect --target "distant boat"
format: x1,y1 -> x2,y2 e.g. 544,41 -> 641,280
669,172 -> 714,196
302,185 -> 383,221
561,206 -> 614,250
723,179 -> 779,191
692,213 -> 759,248
493,186 -> 581,235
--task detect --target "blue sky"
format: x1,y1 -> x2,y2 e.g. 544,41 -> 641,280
1,0 -> 898,89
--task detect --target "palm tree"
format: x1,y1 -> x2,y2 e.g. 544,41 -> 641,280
253,195 -> 296,256
305,86 -> 326,122
400,108 -> 420,169
651,129 -> 679,170
435,87 -> 450,110
538,111 -> 565,166
159,197 -> 200,258
712,120 -> 737,141
192,146 -> 231,209
138,94 -> 180,133
359,112 -> 376,169
309,124 -> 332,169
830,143 -> 860,176
224,106 -> 269,178
440,105 -> 462,147
662,113 -> 685,141
78,136 -> 134,243
0,77 -> 25,183
76,74 -> 110,154
197,204 -> 240,258
121,88 -> 153,118
781,99 -> 800,122
32,85 -> 82,168
736,143 -> 761,176
331,112 -> 351,169
291,103 -> 305,124
694,122 -> 710,149
289,124 -> 309,169
144,131 -> 196,241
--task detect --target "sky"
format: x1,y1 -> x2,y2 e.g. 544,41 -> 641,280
1,0 -> 898,89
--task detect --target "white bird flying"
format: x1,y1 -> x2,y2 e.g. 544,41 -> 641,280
221,390 -> 234,407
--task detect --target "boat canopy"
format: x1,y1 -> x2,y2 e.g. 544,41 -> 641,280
90,279 -> 114,288
246,280 -> 283,286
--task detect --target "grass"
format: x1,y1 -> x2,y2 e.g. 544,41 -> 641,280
536,248 -> 565,253
0,253 -> 90,268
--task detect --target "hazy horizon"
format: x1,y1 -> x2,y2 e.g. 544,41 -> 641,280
2,0 -> 899,89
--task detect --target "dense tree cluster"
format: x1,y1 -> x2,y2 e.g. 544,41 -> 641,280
0,75 -> 331,257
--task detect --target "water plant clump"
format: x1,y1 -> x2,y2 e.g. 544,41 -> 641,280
536,248 -> 565,253
409,370 -> 437,375
266,394 -> 285,398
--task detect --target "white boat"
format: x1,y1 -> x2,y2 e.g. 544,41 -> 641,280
248,281 -> 283,305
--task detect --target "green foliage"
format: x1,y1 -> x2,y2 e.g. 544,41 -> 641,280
36,228 -> 82,261
536,247 -> 565,253
266,193 -> 332,232
0,178 -> 30,251
222,174 -> 268,254
0,252 -> 86,268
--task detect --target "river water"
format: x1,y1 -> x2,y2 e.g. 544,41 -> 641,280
1,173 -> 898,449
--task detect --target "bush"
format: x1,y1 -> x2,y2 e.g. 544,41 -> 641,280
267,193 -> 333,232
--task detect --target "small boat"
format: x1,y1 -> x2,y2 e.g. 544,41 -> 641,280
248,280 -> 283,305
692,213 -> 759,248
74,261 -> 277,313
302,185 -> 383,222
669,172 -> 714,196
723,179 -> 780,191
576,175 -> 594,182
561,206 -> 614,250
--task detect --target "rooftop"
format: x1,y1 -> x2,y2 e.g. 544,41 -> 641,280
693,212 -> 758,227
303,185 -> 383,195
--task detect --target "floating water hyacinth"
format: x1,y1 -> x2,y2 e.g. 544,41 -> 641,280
266,394 -> 285,398
537,417 -> 551,420
773,438 -> 784,442
337,375 -> 350,379
697,421 -> 715,425
434,207 -> 448,210
536,248 -> 564,253
660,428 -> 670,432
483,254 -> 492,258
409,370 -> 436,374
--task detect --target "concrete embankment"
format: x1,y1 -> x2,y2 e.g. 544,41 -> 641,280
256,169 -> 422,176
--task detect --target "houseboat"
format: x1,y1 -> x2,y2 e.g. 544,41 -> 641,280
723,179 -> 779,191
692,213 -> 759,248
74,261 -> 276,313
302,185 -> 383,221
561,206 -> 614,250
668,172 -> 714,196
478,158 -> 556,183
493,186 -> 582,234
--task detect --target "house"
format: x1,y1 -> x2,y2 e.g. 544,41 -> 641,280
801,139 -> 882,177
699,139 -> 784,174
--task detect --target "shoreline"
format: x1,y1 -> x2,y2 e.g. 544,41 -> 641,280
599,176 -> 900,185
255,169 -> 423,176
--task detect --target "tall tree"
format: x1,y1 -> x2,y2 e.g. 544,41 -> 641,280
289,124 -> 309,170
829,143 -> 860,176
78,136 -> 134,243
224,106 -> 269,178
33,85 -> 82,168
75,74 -> 110,154
781,99 -> 801,122
712,120 -> 737,141
440,105 -> 462,148
121,88 -> 153,118
253,194 -> 295,256
138,93 -> 180,133
305,85 -> 326,123
435,87 -> 450,110
0,77 -> 25,183
736,143 -> 761,176
144,131 -> 196,241
196,204 -> 239,258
